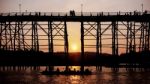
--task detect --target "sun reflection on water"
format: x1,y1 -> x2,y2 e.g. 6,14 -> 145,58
68,66 -> 82,83
69,66 -> 80,71
69,75 -> 82,84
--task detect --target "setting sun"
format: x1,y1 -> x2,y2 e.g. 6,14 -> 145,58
71,43 -> 78,52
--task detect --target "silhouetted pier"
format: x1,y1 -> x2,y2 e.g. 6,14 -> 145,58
0,11 -> 150,72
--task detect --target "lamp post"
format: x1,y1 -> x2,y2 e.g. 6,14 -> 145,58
81,4 -> 83,15
19,3 -> 21,13
141,4 -> 143,13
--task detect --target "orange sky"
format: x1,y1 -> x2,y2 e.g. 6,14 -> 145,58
0,0 -> 150,53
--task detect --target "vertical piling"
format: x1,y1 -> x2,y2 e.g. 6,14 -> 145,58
81,21 -> 84,72
64,21 -> 69,71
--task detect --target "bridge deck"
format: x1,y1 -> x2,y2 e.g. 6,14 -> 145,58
0,12 -> 150,22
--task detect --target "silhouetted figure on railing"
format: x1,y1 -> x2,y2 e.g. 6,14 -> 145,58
143,10 -> 148,15
70,10 -> 75,16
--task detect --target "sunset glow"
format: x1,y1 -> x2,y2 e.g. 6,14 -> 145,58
71,43 -> 78,52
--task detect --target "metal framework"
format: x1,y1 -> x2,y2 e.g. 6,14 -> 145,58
80,19 -> 150,71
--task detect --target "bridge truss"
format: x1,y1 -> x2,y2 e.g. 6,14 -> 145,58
0,12 -> 150,71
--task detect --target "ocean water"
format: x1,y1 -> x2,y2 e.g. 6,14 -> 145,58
0,66 -> 150,84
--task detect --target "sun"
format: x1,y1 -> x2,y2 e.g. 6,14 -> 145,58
71,43 -> 78,51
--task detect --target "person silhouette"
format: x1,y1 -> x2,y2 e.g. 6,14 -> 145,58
70,10 -> 75,16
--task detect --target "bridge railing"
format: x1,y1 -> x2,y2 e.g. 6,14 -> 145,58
0,11 -> 150,16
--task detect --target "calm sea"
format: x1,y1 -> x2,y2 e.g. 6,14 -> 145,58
0,66 -> 150,84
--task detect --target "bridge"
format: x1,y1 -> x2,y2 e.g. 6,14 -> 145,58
0,11 -> 150,71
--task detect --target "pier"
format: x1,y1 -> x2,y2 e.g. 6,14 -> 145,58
0,11 -> 150,72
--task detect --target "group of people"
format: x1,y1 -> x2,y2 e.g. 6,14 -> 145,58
70,10 -> 75,16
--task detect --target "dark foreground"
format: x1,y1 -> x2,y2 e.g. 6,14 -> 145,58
0,67 -> 150,84
1,50 -> 150,67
